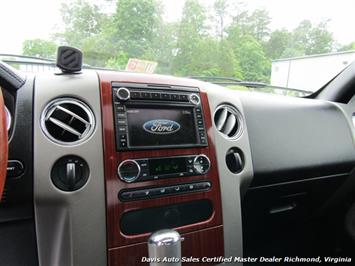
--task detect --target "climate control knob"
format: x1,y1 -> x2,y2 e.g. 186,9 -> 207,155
193,154 -> 211,174
116,87 -> 130,101
118,160 -> 141,183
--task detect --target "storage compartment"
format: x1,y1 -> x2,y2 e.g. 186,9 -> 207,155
120,200 -> 213,235
242,174 -> 348,258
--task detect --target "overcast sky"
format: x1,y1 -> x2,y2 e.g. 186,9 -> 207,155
1,0 -> 355,54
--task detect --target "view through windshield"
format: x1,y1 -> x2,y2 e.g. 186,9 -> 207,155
1,0 -> 355,96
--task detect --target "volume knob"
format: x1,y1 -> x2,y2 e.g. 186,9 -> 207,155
193,154 -> 211,174
116,87 -> 130,101
118,160 -> 141,183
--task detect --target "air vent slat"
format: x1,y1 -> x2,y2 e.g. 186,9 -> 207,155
216,108 -> 228,131
41,98 -> 95,145
56,105 -> 90,125
48,117 -> 82,137
223,113 -> 237,136
214,104 -> 243,139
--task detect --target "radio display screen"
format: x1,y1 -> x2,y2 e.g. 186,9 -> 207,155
149,157 -> 187,176
126,106 -> 197,148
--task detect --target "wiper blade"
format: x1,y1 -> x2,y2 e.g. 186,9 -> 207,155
190,76 -> 313,95
189,76 -> 242,83
0,53 -> 55,63
0,53 -> 110,71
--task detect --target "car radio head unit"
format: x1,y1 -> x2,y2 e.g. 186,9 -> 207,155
112,84 -> 208,151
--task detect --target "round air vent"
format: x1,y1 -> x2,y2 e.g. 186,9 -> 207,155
214,104 -> 243,139
41,98 -> 95,145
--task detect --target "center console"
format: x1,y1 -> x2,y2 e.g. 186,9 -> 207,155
99,73 -> 224,265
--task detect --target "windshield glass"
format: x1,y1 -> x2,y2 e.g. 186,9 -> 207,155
1,0 -> 355,96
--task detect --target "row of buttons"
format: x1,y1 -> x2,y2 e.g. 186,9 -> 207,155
195,108 -> 207,144
119,181 -> 212,201
130,91 -> 190,102
114,102 -> 128,148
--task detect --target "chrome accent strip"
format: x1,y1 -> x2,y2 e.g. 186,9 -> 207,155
4,106 -> 11,131
48,117 -> 82,137
56,105 -> 90,125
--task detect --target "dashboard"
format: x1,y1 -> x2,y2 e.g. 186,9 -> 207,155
0,67 -> 354,265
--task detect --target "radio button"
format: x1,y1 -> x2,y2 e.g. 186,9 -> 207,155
149,188 -> 161,196
117,120 -> 126,126
117,113 -> 126,119
140,172 -> 149,178
131,91 -> 141,99
132,190 -> 146,199
179,94 -> 189,101
142,92 -> 152,99
161,93 -> 171,100
186,157 -> 194,165
139,162 -> 148,168
152,92 -> 161,99
171,94 -> 180,101
195,107 -> 202,113
197,120 -> 204,126
115,105 -> 125,112
120,191 -> 133,201
187,167 -> 194,175
118,126 -> 126,133
120,141 -> 127,148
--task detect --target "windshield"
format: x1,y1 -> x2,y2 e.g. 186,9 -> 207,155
1,0 -> 355,96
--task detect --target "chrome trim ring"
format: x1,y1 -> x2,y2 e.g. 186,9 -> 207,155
189,93 -> 200,105
213,104 -> 244,140
193,154 -> 211,175
117,159 -> 141,183
116,87 -> 130,101
40,98 -> 96,146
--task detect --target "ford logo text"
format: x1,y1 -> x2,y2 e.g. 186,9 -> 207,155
143,119 -> 181,135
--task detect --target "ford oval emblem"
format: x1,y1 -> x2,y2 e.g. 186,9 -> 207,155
143,119 -> 181,135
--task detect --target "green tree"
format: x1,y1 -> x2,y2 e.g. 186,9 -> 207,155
57,0 -> 107,47
22,39 -> 57,58
289,20 -> 334,56
56,0 -> 110,66
213,0 -> 230,41
229,9 -> 271,43
230,34 -> 271,82
306,20 -> 334,54
265,29 -> 291,59
148,22 -> 177,74
338,42 -> 355,52
172,0 -> 208,76
108,0 -> 162,59
105,51 -> 129,70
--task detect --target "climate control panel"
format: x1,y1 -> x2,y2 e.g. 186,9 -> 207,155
117,154 -> 211,183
